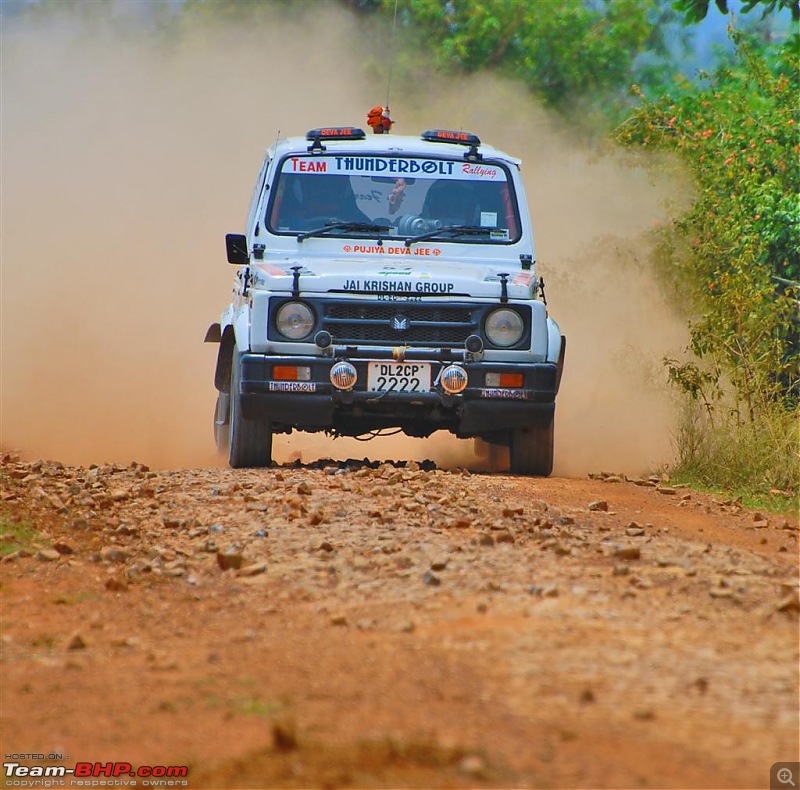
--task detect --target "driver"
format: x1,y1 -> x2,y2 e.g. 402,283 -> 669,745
423,181 -> 480,225
295,174 -> 370,224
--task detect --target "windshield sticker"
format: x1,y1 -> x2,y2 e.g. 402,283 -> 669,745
284,156 -> 507,182
462,163 -> 500,179
334,157 -> 455,177
289,158 -> 328,172
480,211 -> 498,226
342,279 -> 455,294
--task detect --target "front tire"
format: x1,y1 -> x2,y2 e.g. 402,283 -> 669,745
228,351 -> 273,468
509,415 -> 554,477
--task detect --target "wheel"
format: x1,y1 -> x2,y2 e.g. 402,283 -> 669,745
228,351 -> 273,468
509,415 -> 554,476
213,391 -> 230,454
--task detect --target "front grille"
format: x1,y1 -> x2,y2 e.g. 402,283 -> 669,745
323,301 -> 478,347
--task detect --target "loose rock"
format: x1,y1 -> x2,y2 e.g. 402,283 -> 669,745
216,551 -> 244,571
615,545 -> 641,561
66,632 -> 87,651
236,562 -> 267,578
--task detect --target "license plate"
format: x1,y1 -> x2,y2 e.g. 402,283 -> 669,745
367,362 -> 431,393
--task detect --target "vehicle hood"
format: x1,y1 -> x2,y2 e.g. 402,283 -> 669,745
250,255 -> 538,300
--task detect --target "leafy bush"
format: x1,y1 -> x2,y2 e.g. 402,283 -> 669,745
618,30 -> 799,492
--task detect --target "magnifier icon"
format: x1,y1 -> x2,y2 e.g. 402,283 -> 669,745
778,768 -> 796,786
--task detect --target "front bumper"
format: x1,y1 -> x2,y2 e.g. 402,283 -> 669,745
236,351 -> 559,437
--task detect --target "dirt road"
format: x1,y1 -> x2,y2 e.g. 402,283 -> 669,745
1,453 -> 798,789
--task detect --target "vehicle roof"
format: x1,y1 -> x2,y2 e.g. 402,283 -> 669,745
268,133 -> 522,167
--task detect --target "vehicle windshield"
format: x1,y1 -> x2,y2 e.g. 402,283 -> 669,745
266,154 -> 520,243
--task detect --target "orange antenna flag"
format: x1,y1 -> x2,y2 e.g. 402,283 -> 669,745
367,105 -> 393,134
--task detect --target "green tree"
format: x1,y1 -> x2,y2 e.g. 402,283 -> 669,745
359,0 -> 687,119
673,0 -> 799,23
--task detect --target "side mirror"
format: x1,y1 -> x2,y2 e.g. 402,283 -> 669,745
225,233 -> 249,265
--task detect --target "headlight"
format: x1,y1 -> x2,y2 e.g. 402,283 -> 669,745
484,308 -> 524,347
275,301 -> 315,340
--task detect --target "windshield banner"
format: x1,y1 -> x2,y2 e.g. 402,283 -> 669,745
284,156 -> 506,182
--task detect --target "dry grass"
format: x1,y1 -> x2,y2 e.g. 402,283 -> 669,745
671,396 -> 799,500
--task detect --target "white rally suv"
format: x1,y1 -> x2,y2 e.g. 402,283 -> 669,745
205,126 -> 565,474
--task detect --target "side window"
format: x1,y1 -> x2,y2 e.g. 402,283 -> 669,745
246,156 -> 271,236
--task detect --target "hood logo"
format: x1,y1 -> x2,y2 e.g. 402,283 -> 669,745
391,315 -> 410,332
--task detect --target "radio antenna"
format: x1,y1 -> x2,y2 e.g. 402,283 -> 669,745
385,0 -> 400,109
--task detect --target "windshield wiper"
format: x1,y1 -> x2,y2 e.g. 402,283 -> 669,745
404,224 -> 500,247
297,221 -> 391,243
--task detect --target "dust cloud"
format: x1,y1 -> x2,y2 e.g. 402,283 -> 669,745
1,2 -> 687,475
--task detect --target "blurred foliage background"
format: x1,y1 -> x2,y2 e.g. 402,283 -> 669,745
4,0 -> 798,496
